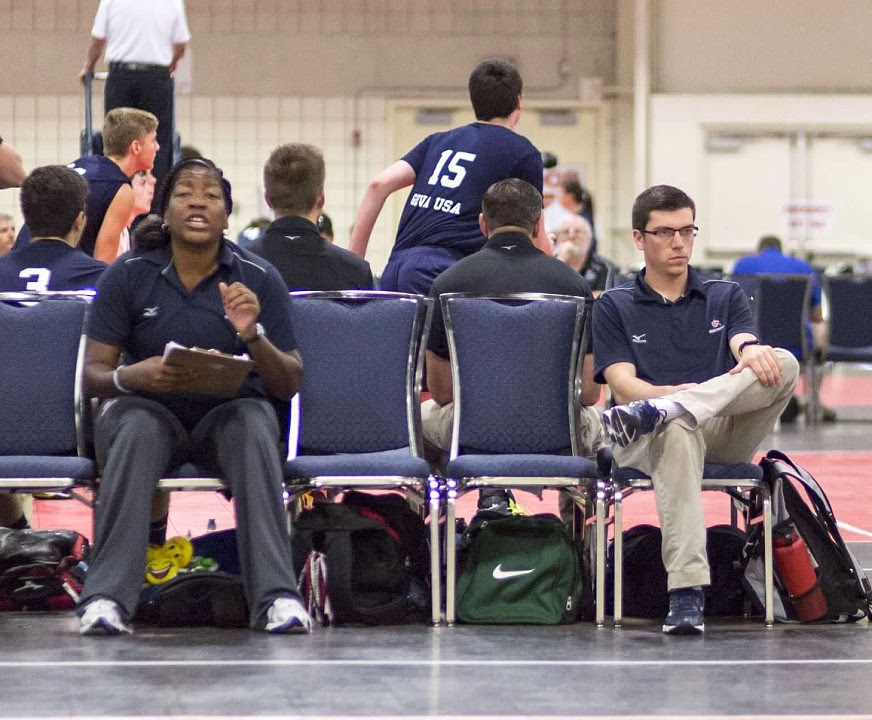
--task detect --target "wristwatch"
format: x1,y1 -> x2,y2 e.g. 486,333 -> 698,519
238,322 -> 265,344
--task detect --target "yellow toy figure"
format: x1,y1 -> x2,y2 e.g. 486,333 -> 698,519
144,536 -> 219,584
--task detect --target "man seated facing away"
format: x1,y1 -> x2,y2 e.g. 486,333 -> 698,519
422,178 -> 603,512
0,165 -> 106,292
249,143 -> 373,291
732,233 -> 833,422
554,214 -> 617,295
14,108 -> 159,263
0,165 -> 106,530
595,184 -> 798,635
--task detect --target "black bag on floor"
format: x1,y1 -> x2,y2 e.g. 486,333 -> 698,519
0,528 -> 88,611
745,450 -> 872,623
606,523 -> 747,618
293,492 -> 430,625
135,529 -> 248,628
137,571 -> 248,628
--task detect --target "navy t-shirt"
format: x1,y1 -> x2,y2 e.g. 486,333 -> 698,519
394,123 -> 542,256
86,240 -> 296,428
0,240 -> 106,291
593,267 -> 755,386
69,154 -> 131,257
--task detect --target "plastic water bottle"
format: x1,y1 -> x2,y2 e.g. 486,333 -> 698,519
206,518 -> 217,533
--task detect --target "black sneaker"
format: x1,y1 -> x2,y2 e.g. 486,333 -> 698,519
662,587 -> 705,635
477,488 -> 514,515
602,400 -> 664,448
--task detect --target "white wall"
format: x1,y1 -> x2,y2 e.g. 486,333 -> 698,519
655,0 -> 872,93
648,93 -> 872,264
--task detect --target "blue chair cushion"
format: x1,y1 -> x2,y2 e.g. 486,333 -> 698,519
0,456 -> 96,480
448,453 -> 598,480
613,462 -> 763,483
827,346 -> 872,362
285,449 -> 431,480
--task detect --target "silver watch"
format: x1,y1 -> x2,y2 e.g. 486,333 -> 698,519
238,322 -> 265,344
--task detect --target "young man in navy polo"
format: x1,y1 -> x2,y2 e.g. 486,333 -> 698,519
349,59 -> 551,296
594,184 -> 798,635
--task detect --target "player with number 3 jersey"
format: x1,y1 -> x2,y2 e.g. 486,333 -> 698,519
349,59 -> 547,295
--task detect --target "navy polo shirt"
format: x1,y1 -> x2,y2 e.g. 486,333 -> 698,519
593,266 -> 755,386
86,240 -> 296,428
0,240 -> 106,291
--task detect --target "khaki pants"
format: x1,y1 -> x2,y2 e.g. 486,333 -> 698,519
613,348 -> 799,590
422,400 -> 604,522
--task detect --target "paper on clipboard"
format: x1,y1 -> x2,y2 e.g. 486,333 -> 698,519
162,341 -> 254,398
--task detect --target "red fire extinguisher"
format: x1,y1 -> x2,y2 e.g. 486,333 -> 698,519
773,525 -> 828,622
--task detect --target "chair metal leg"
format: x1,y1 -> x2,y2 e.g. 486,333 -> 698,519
595,482 -> 606,628
763,486 -> 774,627
613,488 -> 623,627
428,477 -> 442,626
445,479 -> 457,625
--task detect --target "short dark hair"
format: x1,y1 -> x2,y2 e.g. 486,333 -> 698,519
468,59 -> 522,121
758,234 -> 782,252
632,184 -> 696,230
21,165 -> 88,238
263,143 -> 325,214
481,178 -> 542,233
135,157 -> 233,251
317,212 -> 333,239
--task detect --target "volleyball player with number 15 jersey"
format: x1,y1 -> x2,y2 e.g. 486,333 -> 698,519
349,59 -> 547,295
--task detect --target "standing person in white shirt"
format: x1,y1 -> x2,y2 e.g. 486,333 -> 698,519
79,0 -> 191,210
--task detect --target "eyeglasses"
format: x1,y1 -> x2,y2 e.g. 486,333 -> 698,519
641,226 -> 698,241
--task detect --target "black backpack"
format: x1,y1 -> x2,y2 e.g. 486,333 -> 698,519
292,492 -> 430,625
0,529 -> 88,611
605,523 -> 747,618
135,529 -> 248,628
745,450 -> 872,623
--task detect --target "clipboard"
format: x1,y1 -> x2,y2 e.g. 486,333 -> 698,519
162,341 -> 254,398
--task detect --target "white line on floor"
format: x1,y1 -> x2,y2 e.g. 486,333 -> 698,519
2,658 -> 872,668
838,521 -> 872,539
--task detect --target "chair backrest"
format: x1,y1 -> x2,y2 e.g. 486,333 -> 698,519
0,296 -> 89,456
754,273 -> 811,358
826,275 -> 872,350
287,291 -> 432,456
441,293 -> 590,457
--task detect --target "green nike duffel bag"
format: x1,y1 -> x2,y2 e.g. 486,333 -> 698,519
456,513 -> 584,624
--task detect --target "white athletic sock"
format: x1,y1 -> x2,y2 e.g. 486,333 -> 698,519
648,399 -> 688,423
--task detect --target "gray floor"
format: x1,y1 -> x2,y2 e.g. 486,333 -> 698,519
4,419 -> 872,719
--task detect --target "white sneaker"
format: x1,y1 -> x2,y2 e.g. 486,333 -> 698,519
79,598 -> 132,636
264,597 -> 311,634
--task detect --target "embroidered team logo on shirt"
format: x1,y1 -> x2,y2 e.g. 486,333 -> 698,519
631,333 -> 647,344
709,318 -> 724,334
142,306 -> 159,319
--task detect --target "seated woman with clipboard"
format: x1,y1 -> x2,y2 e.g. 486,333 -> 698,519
76,157 -> 311,636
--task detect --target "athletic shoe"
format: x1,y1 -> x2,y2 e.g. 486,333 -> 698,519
662,587 -> 705,635
477,488 -> 514,516
265,597 -> 312,634
602,400 -> 665,448
79,598 -> 132,636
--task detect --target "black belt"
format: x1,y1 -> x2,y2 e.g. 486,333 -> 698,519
109,62 -> 168,72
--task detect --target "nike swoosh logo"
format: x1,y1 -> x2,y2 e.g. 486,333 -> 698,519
492,564 -> 535,580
